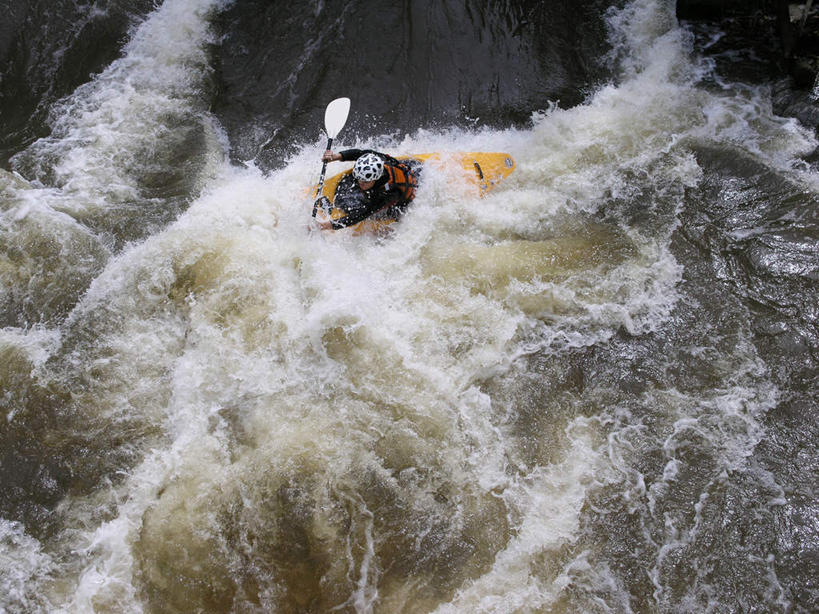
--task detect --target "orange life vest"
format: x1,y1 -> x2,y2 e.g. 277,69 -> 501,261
383,162 -> 419,203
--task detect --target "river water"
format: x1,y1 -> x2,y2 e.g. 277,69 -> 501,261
1,1 -> 817,612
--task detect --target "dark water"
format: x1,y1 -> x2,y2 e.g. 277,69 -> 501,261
0,1 -> 817,612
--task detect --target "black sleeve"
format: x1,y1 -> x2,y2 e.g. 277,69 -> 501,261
330,179 -> 397,229
338,148 -> 382,162
331,207 -> 375,229
331,193 -> 387,229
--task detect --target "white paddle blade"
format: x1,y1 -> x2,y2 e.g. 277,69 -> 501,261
324,97 -> 350,139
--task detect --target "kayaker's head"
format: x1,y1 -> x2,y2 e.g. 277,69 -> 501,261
353,153 -> 384,190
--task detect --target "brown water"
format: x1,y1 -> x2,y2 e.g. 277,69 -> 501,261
1,1 -> 817,612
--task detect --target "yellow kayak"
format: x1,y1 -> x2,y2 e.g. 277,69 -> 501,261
313,152 -> 516,234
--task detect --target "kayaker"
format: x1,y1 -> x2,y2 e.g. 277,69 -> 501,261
314,149 -> 420,230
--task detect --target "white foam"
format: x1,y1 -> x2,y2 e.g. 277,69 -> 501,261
10,0 -> 229,209
0,519 -> 55,614
6,0 -> 818,611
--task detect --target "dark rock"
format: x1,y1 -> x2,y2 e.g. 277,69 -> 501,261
211,0 -> 614,170
681,1 -> 819,137
791,57 -> 818,87
677,0 -> 773,20
772,78 -> 819,130
0,0 -> 156,167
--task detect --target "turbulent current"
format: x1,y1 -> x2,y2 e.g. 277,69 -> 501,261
1,1 -> 817,612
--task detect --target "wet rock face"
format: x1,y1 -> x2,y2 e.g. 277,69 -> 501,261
678,0 -> 794,20
677,0 -> 736,19
679,1 -> 819,146
773,78 -> 819,140
0,0 -> 616,172
210,0 -> 614,170
0,1 -> 157,165
678,1 -> 819,71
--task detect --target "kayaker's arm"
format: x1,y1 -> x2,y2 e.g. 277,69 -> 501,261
327,207 -> 376,230
312,183 -> 378,230
313,214 -> 361,231
322,149 -> 379,163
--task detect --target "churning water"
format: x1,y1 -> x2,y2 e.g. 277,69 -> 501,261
1,0 -> 817,612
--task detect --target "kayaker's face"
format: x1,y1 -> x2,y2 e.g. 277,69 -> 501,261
357,179 -> 375,190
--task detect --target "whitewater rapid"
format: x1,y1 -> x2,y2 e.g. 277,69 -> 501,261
1,0 -> 816,613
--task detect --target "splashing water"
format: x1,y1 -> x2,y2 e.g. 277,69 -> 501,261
1,0 -> 817,612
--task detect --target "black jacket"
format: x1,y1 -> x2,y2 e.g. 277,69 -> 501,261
329,149 -> 419,229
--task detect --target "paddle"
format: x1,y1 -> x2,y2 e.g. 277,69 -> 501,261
313,98 -> 351,217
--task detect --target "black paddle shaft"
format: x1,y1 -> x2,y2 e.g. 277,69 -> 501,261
315,137 -> 334,197
312,136 -> 334,218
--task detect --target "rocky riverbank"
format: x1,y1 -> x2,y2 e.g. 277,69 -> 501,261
678,1 -> 819,154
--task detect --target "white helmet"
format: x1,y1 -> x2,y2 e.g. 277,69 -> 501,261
353,153 -> 384,182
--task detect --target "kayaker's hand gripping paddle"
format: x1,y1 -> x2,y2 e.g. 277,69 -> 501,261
313,97 -> 350,217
